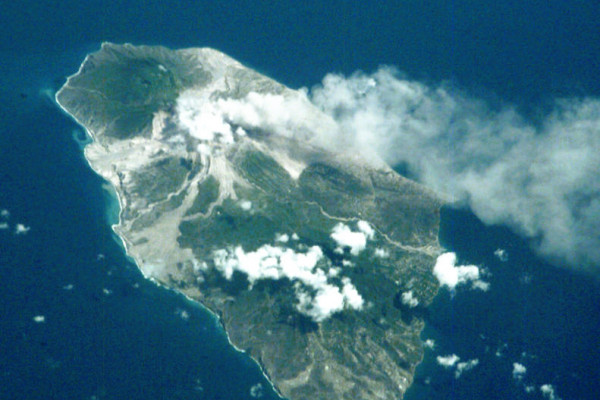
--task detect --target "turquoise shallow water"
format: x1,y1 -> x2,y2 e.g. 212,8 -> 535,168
1,1 -> 599,399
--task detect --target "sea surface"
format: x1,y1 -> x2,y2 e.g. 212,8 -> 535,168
1,1 -> 599,399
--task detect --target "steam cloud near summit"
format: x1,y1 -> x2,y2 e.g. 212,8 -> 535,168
309,68 -> 600,270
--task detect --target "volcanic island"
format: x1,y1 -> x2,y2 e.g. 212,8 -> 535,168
56,42 -> 443,400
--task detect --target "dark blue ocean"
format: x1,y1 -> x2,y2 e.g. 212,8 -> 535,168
1,1 -> 599,399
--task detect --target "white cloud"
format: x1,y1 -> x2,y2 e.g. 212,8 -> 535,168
192,259 -> 208,272
176,86 -> 336,153
216,91 -> 336,141
33,315 -> 45,323
0,209 -> 9,219
14,223 -> 30,235
437,353 -> 479,378
433,252 -> 489,291
524,385 -> 536,393
297,285 -> 345,322
275,233 -> 289,243
454,359 -> 479,378
341,277 -> 364,309
212,243 -> 364,322
235,127 -> 247,137
0,222 -> 8,230
424,339 -> 436,349
214,244 -> 324,283
357,220 -> 375,238
239,200 -> 252,211
309,68 -> 600,270
494,248 -> 508,262
176,94 -> 234,143
540,384 -> 561,400
374,248 -> 389,258
401,290 -> 419,308
512,362 -> 527,380
437,354 -> 460,368
471,280 -> 491,292
331,221 -> 374,256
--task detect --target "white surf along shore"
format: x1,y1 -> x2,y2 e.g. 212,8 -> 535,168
53,48 -> 294,398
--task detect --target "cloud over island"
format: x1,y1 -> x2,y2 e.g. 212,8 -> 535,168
212,237 -> 365,322
176,66 -> 600,271
433,252 -> 489,291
